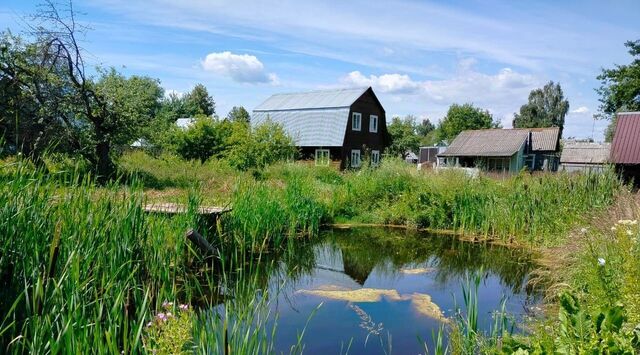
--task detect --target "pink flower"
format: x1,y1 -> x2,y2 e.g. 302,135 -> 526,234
156,313 -> 167,321
162,301 -> 173,309
179,304 -> 189,311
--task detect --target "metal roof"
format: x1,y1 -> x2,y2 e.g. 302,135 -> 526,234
252,108 -> 350,146
611,112 -> 640,164
528,127 -> 560,151
439,129 -> 529,157
254,87 -> 369,111
560,142 -> 611,164
252,87 -> 375,147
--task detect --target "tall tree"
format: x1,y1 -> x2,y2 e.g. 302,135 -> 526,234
416,118 -> 435,136
387,115 -> 420,159
226,106 -> 250,123
512,81 -> 569,133
184,84 -> 215,116
597,40 -> 640,142
438,103 -> 498,142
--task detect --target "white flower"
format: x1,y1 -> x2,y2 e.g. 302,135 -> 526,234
598,258 -> 606,266
580,228 -> 588,234
611,227 -> 617,231
627,230 -> 633,236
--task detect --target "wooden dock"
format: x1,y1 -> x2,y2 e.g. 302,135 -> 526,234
143,203 -> 231,217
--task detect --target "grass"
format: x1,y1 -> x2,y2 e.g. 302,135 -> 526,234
0,152 -> 634,353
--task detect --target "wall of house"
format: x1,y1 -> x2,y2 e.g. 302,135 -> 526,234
561,163 -> 607,173
298,146 -> 343,167
342,89 -> 387,168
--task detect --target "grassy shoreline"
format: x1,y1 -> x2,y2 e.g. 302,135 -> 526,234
1,153 -> 637,353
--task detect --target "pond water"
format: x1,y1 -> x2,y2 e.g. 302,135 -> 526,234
241,227 -> 539,354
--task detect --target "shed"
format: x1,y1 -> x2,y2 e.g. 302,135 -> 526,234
560,142 -> 611,173
610,112 -> 640,182
253,87 -> 388,169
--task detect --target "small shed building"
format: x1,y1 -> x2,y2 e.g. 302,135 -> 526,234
253,87 -> 388,169
560,142 -> 611,173
437,127 -> 560,173
610,112 -> 640,182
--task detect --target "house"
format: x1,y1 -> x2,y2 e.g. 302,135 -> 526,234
418,144 -> 447,169
437,127 -> 560,173
405,151 -> 419,164
252,87 -> 388,168
610,112 -> 640,182
560,142 -> 611,173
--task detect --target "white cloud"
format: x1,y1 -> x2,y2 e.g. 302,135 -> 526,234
571,106 -> 589,114
341,60 -> 541,128
341,71 -> 421,94
201,51 -> 278,83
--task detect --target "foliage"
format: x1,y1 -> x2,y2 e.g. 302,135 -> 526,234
224,120 -> 297,171
94,68 -> 164,147
512,81 -> 569,132
144,303 -> 194,354
226,106 -> 251,123
386,115 -> 421,158
184,83 -> 215,116
597,40 -> 640,142
173,116 -> 232,163
502,293 -> 638,354
438,103 -> 499,142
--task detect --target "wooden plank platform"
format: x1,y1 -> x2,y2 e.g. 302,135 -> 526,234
143,203 -> 231,216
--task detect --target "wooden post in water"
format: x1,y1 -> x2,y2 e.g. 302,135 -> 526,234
185,229 -> 217,256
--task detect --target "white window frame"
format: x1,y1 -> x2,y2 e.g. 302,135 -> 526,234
371,150 -> 380,166
352,112 -> 362,131
369,115 -> 378,133
350,149 -> 362,168
314,149 -> 330,166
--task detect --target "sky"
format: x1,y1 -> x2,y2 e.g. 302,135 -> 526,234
2,0 -> 639,141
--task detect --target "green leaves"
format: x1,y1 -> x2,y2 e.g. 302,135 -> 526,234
437,103 -> 499,142
512,81 -> 569,131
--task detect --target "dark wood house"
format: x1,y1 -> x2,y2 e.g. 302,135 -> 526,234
252,87 -> 388,168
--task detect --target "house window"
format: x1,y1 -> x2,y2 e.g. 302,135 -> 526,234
369,115 -> 378,133
352,112 -> 362,131
315,149 -> 330,166
371,150 -> 380,166
350,149 -> 361,167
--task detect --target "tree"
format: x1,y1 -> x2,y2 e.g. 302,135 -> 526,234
597,40 -> 640,142
184,84 -> 215,116
224,120 -> 297,170
226,106 -> 250,124
438,103 -> 498,142
387,115 -> 420,159
416,118 -> 435,136
174,117 -> 228,163
512,81 -> 569,133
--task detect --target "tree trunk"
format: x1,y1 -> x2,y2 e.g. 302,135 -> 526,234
95,139 -> 114,182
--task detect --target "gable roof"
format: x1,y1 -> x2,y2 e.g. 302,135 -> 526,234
560,142 -> 611,164
439,129 -> 529,157
611,112 -> 640,164
254,87 -> 369,111
252,87 -> 382,147
528,127 -> 560,151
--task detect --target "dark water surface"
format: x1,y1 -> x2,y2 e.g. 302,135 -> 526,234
260,227 -> 538,354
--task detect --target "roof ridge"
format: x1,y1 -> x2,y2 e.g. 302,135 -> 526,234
268,86 -> 369,97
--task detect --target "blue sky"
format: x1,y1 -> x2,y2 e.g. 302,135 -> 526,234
2,0 -> 639,140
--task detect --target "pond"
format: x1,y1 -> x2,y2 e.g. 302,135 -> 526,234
225,227 -> 540,354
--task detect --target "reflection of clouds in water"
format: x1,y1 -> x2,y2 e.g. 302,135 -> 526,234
399,267 -> 435,275
296,287 -> 447,322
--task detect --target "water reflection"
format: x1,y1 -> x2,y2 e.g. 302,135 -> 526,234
219,227 -> 540,354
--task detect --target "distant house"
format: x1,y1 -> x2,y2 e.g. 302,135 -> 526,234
560,142 -> 610,173
437,127 -> 560,173
610,112 -> 640,182
418,144 -> 447,169
405,151 -> 419,164
252,87 -> 388,169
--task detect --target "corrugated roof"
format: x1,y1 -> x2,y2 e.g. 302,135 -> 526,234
252,87 -> 377,147
611,112 -> 640,164
439,129 -> 529,157
560,142 -> 611,164
254,87 -> 369,111
528,127 -> 560,151
252,108 -> 350,146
